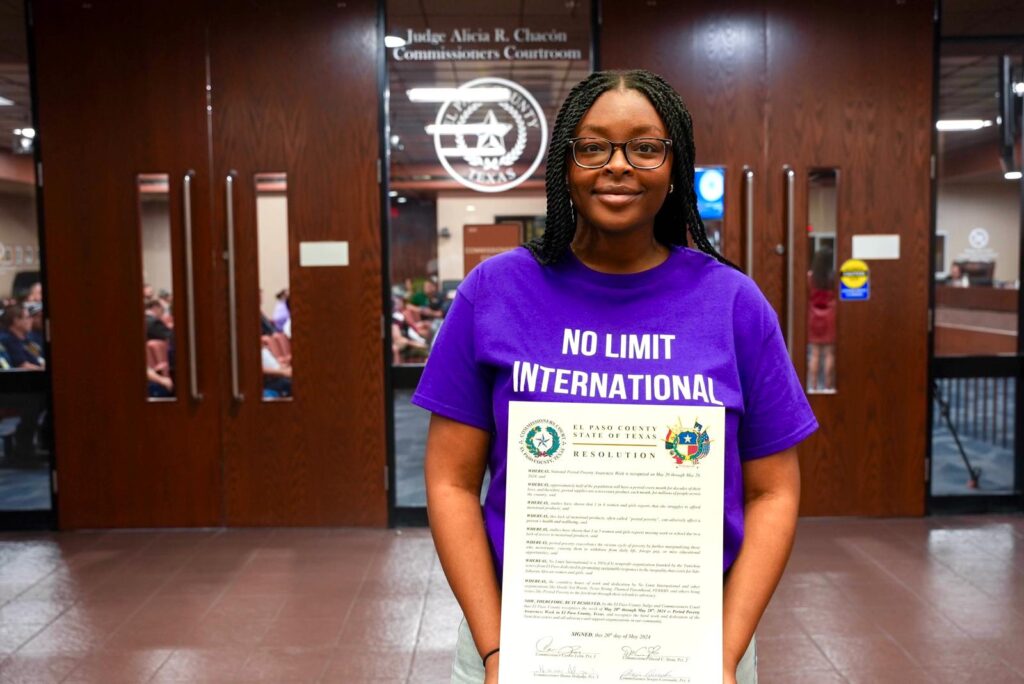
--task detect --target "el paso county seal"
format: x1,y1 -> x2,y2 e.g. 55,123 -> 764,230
519,419 -> 566,464
431,77 -> 548,193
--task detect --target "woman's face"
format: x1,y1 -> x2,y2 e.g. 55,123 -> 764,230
567,88 -> 673,238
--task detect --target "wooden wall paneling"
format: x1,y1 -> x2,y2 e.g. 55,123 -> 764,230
210,0 -> 386,525
600,0 -> 767,273
766,0 -> 934,516
390,199 -> 437,284
34,0 -> 223,527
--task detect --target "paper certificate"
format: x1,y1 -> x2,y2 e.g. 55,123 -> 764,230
500,401 -> 725,683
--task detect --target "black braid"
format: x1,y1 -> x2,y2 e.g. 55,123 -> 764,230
525,69 -> 737,270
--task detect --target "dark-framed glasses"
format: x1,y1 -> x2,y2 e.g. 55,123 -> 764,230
568,137 -> 672,170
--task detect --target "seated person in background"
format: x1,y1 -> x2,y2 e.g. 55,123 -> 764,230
392,295 -> 428,363
400,293 -> 434,341
262,341 -> 292,398
143,283 -> 155,301
260,311 -> 276,335
24,282 -> 42,303
0,304 -> 44,369
147,366 -> 174,398
157,290 -> 174,324
416,279 -> 445,319
145,299 -> 173,341
25,302 -> 44,349
272,289 -> 290,332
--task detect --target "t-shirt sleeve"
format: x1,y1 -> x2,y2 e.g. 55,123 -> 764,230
736,284 -> 818,460
410,269 -> 495,432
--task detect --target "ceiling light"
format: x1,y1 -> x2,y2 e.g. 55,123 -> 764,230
466,204 -> 476,212
388,190 -> 398,197
1014,82 -> 1024,95
1005,171 -> 1023,180
935,119 -> 992,131
396,196 -> 408,204
407,87 -> 511,103
384,35 -> 406,48
0,97 -> 13,106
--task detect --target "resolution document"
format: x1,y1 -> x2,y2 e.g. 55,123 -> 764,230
500,401 -> 725,683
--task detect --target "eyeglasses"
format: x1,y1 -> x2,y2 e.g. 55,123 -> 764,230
568,137 -> 673,170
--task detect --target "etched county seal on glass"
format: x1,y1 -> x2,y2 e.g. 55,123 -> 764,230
430,77 -> 548,193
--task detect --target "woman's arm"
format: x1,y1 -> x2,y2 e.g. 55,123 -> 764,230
722,447 -> 801,680
425,412 -> 503,681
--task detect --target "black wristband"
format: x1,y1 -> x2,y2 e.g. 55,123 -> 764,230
482,647 -> 500,666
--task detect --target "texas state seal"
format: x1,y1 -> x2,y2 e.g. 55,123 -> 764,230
665,419 -> 711,465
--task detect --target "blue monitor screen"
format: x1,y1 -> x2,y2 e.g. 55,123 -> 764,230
694,167 -> 725,220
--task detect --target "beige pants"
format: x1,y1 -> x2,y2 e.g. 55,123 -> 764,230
451,618 -> 757,683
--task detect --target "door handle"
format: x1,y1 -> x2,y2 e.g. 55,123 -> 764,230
183,170 -> 202,401
743,167 -> 754,277
225,172 -> 243,402
783,165 -> 795,354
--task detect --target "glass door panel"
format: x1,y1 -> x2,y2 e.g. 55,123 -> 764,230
385,1 -> 593,514
930,43 -> 1022,503
0,0 -> 53,522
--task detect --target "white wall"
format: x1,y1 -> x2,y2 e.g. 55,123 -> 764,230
436,193 -> 547,282
936,181 -> 1020,283
808,183 -> 837,235
0,187 -> 39,298
256,194 -> 290,317
140,197 -> 173,297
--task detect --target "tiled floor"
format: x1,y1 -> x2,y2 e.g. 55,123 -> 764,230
0,516 -> 1020,683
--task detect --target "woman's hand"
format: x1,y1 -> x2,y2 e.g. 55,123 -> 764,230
723,447 -> 801,677
484,652 -> 499,683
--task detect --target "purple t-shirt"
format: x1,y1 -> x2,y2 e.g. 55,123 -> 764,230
412,245 -> 817,580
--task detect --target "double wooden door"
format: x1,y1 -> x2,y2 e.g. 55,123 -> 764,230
603,0 -> 934,515
33,0 -> 387,527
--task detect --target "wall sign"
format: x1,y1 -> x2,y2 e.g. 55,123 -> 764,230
957,226 -> 997,262
391,27 -> 584,62
431,77 -> 548,193
839,258 -> 870,301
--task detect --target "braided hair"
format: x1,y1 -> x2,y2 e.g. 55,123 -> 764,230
525,69 -> 735,268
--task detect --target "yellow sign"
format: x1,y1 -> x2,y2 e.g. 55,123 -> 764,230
839,258 -> 870,301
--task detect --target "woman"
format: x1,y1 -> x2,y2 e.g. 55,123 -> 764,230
807,248 -> 837,391
413,70 -> 817,684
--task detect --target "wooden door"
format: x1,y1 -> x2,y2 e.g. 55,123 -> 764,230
765,0 -> 933,515
209,0 -> 386,525
34,0 -> 223,526
601,0 -> 767,270
601,0 -> 933,516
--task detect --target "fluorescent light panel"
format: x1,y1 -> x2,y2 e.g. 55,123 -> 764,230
407,87 -> 511,103
935,119 -> 992,131
1005,171 -> 1023,180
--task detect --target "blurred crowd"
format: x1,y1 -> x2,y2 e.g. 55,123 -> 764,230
145,284 -> 294,400
392,276 -> 451,364
0,280 -> 45,371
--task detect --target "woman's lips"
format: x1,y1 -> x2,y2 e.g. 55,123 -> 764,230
592,188 -> 642,207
